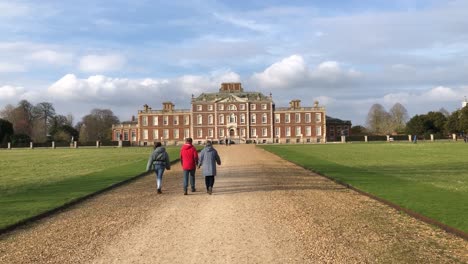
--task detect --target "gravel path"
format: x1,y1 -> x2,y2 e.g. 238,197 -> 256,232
1,144 -> 467,263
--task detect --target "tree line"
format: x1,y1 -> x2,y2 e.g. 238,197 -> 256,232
362,103 -> 468,138
0,100 -> 119,145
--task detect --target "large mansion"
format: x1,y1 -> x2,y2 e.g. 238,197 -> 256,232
112,83 -> 350,145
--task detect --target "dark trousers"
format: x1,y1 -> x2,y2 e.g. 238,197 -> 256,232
205,176 -> 215,190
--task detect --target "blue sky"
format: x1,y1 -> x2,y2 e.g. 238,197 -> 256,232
1,0 -> 468,125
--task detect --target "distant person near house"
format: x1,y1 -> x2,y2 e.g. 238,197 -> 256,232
198,140 -> 221,195
180,137 -> 198,195
146,142 -> 171,194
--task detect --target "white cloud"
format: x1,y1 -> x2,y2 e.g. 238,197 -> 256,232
0,2 -> 30,18
0,63 -> 26,73
79,54 -> 126,73
0,85 -> 25,100
251,55 -> 308,88
250,55 -> 362,90
29,50 -> 73,65
423,86 -> 459,102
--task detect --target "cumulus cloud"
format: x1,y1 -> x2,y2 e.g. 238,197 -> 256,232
250,55 -> 362,90
251,55 -> 308,88
0,85 -> 25,100
79,54 -> 126,73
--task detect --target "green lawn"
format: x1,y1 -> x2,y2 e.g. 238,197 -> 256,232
0,146 -> 180,230
261,142 -> 468,233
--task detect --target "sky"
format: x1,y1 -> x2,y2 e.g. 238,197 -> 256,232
1,0 -> 468,126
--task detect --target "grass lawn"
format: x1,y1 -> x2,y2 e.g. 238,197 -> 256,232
261,142 -> 468,233
0,146 -> 180,230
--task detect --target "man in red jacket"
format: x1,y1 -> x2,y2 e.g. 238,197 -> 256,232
180,137 -> 199,195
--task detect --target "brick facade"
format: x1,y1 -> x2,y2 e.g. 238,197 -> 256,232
112,83 -> 327,145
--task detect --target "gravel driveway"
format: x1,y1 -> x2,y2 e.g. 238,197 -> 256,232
1,144 -> 467,263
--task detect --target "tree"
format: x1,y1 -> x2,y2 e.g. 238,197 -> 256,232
389,103 -> 409,133
0,118 -> 14,144
445,110 -> 460,134
459,106 -> 468,133
406,111 -> 447,138
366,104 -> 391,134
79,109 -> 119,142
32,102 -> 56,139
406,114 -> 426,136
350,125 -> 367,135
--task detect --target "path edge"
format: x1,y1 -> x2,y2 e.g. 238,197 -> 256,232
260,147 -> 468,241
0,159 -> 180,237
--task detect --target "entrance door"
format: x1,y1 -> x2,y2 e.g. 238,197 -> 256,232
229,129 -> 235,136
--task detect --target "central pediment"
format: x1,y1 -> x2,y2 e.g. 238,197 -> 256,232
216,94 -> 248,103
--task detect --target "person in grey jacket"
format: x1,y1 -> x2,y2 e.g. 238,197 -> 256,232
198,140 -> 221,194
146,142 -> 171,194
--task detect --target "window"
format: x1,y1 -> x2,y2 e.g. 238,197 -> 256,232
285,114 -> 290,123
153,129 -> 159,140
251,128 -> 257,136
305,126 -> 311,136
250,104 -> 256,110
208,105 -> 213,111
163,116 -> 168,125
218,104 -> 224,110
208,115 -> 213,124
261,104 -> 267,110
174,116 -> 179,125
240,104 -> 245,110
115,131 -> 121,140
275,127 -> 280,137
208,128 -> 213,137
275,114 -> 280,123
184,129 -> 190,139
153,116 -> 158,126
251,114 -> 256,124
229,113 -> 236,123
241,128 -> 246,137
197,115 -> 202,125
262,128 -> 268,137
330,126 -> 335,132
316,126 -> 322,136
305,113 -> 311,123
262,113 -> 267,124
286,127 -> 291,137
219,114 -> 224,124
315,113 -> 321,122
142,116 -> 148,126
173,129 -> 179,139
124,131 -> 129,141
296,126 -> 301,136
131,131 -> 136,141
197,105 -> 202,111
184,115 -> 190,125
197,129 -> 202,138
295,113 -> 301,123
219,129 -> 224,137
163,129 -> 169,139
228,104 -> 237,110
240,114 -> 245,124
143,129 -> 148,140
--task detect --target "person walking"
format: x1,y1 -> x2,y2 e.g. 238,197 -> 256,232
146,142 -> 171,194
180,137 -> 198,195
198,140 -> 221,195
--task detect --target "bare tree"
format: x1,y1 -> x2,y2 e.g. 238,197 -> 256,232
389,103 -> 409,133
366,103 -> 391,134
33,102 -> 56,139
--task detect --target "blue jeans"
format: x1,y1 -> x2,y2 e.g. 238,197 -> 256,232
154,164 -> 165,190
183,168 -> 196,191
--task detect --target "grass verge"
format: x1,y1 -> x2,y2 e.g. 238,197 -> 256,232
260,142 -> 468,233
